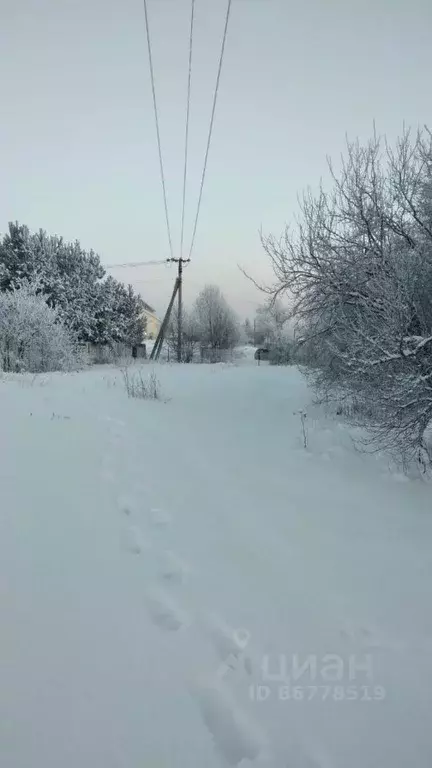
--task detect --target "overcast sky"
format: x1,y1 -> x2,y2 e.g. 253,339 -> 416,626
1,0 -> 432,318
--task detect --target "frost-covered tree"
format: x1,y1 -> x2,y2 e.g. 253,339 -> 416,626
193,285 -> 240,350
167,308 -> 201,362
0,278 -> 76,373
0,223 -> 50,291
254,300 -> 291,346
253,301 -> 293,364
0,222 -> 146,346
259,126 -> 432,464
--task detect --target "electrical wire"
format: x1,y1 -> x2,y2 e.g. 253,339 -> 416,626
180,0 -> 195,261
106,259 -> 168,269
187,0 -> 233,261
143,0 -> 174,260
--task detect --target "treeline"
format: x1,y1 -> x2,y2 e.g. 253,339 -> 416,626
261,126 -> 432,465
0,222 -> 146,372
0,222 -> 145,346
167,285 -> 240,362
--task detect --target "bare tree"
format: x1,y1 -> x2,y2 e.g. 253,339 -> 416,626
258,126 -> 432,465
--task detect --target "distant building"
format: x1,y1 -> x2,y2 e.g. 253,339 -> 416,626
141,302 -> 161,340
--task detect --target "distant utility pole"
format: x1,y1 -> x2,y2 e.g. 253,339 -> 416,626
167,257 -> 190,362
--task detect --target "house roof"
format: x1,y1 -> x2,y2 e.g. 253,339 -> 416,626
142,300 -> 156,314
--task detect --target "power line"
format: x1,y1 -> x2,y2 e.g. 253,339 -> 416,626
138,1 -> 233,362
176,0 -> 196,363
180,0 -> 195,261
133,277 -> 176,284
187,0 -> 233,261
106,259 -> 168,268
143,0 -> 174,260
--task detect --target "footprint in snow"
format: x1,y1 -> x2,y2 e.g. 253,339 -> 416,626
145,587 -> 189,631
117,494 -> 139,518
190,677 -> 264,766
120,524 -> 150,555
158,550 -> 191,585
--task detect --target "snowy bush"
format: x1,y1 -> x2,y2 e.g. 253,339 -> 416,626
0,279 -> 77,373
259,126 -> 432,465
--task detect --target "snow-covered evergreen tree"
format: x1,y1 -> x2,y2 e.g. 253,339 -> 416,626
118,284 -> 146,346
0,223 -> 46,290
0,223 -> 146,347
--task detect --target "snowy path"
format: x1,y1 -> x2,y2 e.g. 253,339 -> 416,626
1,363 -> 432,767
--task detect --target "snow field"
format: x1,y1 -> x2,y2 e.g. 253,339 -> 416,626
1,361 -> 432,767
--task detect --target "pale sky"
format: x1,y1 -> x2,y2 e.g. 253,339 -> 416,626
1,0 -> 432,319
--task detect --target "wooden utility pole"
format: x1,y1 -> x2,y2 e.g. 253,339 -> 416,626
166,257 -> 190,362
150,277 -> 180,361
177,259 -> 183,363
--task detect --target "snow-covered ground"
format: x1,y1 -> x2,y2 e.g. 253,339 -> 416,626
1,360 -> 432,767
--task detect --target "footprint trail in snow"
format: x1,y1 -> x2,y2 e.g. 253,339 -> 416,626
190,677 -> 265,766
112,457 -> 270,765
